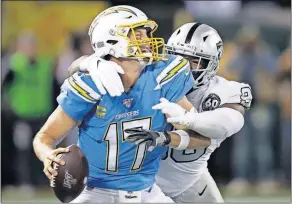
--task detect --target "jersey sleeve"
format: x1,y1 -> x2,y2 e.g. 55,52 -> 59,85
57,72 -> 102,120
157,56 -> 194,103
225,81 -> 252,109
201,77 -> 253,112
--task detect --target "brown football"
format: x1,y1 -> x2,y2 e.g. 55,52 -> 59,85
51,144 -> 89,203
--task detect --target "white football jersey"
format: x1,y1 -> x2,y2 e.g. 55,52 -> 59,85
156,76 -> 252,197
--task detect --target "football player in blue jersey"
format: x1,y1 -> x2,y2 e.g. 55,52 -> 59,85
33,5 -> 211,203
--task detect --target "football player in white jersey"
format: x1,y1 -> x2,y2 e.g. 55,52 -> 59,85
68,22 -> 252,203
152,23 -> 252,203
127,23 -> 252,203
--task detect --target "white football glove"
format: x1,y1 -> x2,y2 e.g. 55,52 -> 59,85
166,111 -> 198,130
153,98 -> 244,139
152,98 -> 187,117
80,54 -> 124,97
152,98 -> 197,128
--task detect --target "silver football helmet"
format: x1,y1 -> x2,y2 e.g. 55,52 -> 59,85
166,23 -> 223,88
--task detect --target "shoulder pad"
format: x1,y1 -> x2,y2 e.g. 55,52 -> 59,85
154,55 -> 190,89
201,77 -> 252,111
65,72 -> 101,103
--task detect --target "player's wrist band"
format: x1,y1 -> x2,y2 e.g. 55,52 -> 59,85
172,130 -> 190,150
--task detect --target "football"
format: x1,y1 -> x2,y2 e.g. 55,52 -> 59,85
51,144 -> 89,203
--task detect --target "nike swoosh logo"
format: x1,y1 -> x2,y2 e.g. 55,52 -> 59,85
198,185 -> 207,196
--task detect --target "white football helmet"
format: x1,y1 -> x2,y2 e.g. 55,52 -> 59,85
166,23 -> 223,88
88,5 -> 165,62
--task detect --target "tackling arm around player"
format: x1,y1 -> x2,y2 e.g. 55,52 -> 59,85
68,53 -> 238,152
67,55 -> 210,152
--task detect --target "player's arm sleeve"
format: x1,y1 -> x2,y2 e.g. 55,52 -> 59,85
160,56 -> 194,103
224,82 -> 253,110
184,107 -> 245,139
189,82 -> 253,139
57,72 -> 102,121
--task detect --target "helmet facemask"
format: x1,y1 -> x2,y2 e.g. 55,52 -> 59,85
188,54 -> 218,88
166,45 -> 219,88
117,20 -> 166,63
165,22 -> 223,89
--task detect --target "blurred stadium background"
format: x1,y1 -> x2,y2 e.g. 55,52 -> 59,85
1,0 -> 291,203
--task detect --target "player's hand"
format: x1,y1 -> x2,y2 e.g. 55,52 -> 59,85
68,55 -> 89,76
166,109 -> 198,130
124,127 -> 171,152
80,54 -> 125,97
152,98 -> 188,118
42,147 -> 69,180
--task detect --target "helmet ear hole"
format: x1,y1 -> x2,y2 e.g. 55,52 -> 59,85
107,40 -> 118,45
104,54 -> 111,61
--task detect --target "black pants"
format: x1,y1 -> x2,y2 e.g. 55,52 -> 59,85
2,111 -> 16,186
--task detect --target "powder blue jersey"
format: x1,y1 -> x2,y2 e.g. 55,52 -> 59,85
57,55 -> 193,191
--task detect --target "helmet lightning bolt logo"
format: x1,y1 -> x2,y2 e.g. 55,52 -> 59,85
101,7 -> 137,17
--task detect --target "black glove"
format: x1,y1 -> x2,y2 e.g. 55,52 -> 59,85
124,127 -> 171,152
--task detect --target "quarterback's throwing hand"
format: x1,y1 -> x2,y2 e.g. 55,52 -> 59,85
42,148 -> 69,180
80,54 -> 125,97
124,127 -> 171,152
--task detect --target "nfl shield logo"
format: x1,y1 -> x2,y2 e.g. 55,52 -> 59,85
123,98 -> 133,108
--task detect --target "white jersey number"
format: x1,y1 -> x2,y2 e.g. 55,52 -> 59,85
103,117 -> 151,172
205,98 -> 219,109
201,93 -> 221,111
240,87 -> 252,108
162,147 -> 207,163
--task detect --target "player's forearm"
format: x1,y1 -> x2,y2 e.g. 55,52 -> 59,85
33,106 -> 78,162
185,129 -> 211,148
168,130 -> 211,149
182,107 -> 244,139
33,132 -> 56,162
